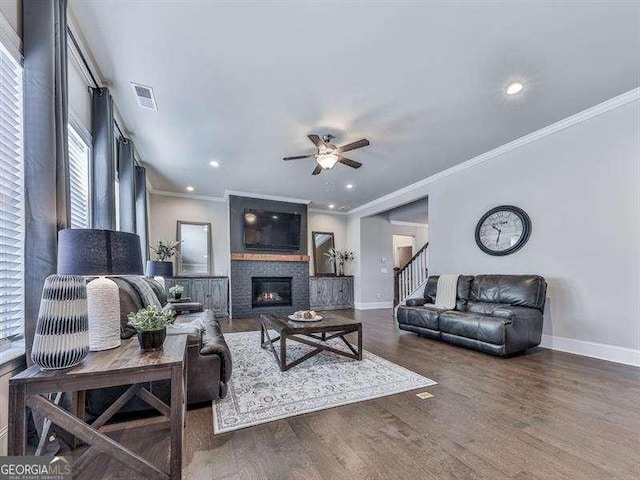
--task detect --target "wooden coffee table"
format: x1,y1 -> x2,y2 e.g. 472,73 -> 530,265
260,314 -> 362,371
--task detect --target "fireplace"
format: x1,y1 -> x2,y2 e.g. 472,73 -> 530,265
252,277 -> 292,308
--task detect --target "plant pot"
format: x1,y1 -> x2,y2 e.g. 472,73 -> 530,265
145,260 -> 174,278
136,327 -> 167,352
173,292 -> 182,300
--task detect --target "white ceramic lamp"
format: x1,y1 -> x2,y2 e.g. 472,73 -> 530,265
57,229 -> 143,351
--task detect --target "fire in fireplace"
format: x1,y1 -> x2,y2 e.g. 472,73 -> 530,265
252,277 -> 292,308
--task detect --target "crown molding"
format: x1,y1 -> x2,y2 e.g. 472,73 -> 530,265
151,189 -> 226,203
308,208 -> 350,216
224,190 -> 311,205
347,88 -> 640,216
389,220 -> 428,228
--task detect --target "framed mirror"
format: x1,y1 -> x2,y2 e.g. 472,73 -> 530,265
312,231 -> 336,276
176,221 -> 212,276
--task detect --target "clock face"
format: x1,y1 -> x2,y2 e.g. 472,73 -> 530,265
475,206 -> 531,256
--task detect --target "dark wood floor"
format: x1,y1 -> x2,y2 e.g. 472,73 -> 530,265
75,309 -> 639,480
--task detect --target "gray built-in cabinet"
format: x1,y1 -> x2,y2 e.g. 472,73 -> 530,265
309,276 -> 354,310
165,277 -> 228,315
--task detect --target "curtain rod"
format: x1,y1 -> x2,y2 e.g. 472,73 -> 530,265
67,26 -> 126,142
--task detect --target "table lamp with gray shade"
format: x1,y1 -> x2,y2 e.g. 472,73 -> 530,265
57,229 -> 143,351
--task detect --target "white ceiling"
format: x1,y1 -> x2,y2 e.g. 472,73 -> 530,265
69,1 -> 640,211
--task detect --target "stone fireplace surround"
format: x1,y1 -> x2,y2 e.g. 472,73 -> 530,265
230,260 -> 310,318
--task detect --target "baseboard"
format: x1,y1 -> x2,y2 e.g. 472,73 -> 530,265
540,334 -> 640,367
355,301 -> 394,310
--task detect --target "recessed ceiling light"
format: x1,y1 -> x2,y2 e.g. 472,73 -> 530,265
328,204 -> 335,209
345,183 -> 354,190
186,186 -> 194,192
506,81 -> 524,95
209,160 -> 221,168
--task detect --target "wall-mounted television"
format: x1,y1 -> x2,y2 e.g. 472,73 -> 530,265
243,209 -> 301,250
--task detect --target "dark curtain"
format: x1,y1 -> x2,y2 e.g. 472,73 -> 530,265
22,0 -> 70,359
91,87 -> 116,230
117,138 -> 136,233
135,166 -> 149,261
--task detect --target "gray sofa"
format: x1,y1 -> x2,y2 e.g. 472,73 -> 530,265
397,274 -> 547,356
85,277 -> 232,419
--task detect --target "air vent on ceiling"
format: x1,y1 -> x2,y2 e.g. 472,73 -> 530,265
131,82 -> 158,110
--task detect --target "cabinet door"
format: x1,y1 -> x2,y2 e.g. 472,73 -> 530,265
209,279 -> 228,314
340,278 -> 354,307
309,278 -> 320,308
192,279 -> 212,309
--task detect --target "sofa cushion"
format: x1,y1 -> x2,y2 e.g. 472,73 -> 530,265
423,275 -> 474,310
470,275 -> 546,311
398,305 -> 443,331
439,311 -> 510,345
111,277 -> 142,339
466,301 -> 512,316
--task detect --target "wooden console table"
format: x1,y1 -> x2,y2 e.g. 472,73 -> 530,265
8,335 -> 187,480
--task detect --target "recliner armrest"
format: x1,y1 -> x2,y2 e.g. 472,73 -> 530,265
405,298 -> 426,307
490,308 -> 515,322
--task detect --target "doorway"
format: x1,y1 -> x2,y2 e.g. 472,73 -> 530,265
393,234 -> 415,268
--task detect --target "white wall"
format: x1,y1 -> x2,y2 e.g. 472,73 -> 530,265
346,92 -> 639,364
358,215 -> 395,307
149,194 -> 230,276
307,212 -> 348,275
428,99 -> 640,352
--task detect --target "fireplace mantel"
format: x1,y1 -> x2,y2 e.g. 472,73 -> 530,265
231,253 -> 310,262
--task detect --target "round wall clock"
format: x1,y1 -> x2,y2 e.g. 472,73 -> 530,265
475,205 -> 532,256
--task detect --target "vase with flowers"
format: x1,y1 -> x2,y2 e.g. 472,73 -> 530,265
146,240 -> 180,278
324,248 -> 356,276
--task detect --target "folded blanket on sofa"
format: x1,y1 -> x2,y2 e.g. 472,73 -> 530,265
434,274 -> 460,309
118,276 -> 163,309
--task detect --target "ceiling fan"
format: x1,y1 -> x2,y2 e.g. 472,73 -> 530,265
283,134 -> 370,175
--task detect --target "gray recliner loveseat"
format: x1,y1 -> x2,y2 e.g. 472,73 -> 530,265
397,274 -> 547,356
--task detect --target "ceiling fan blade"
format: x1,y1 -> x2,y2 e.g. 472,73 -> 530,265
338,156 -> 362,169
283,154 -> 316,161
312,164 -> 323,175
307,134 -> 325,149
337,139 -> 369,153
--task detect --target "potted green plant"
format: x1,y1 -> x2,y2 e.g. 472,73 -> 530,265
146,240 -> 180,278
325,248 -> 356,276
127,306 -> 175,352
168,284 -> 184,300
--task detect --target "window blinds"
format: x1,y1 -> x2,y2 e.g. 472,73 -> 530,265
0,43 -> 24,343
68,124 -> 91,229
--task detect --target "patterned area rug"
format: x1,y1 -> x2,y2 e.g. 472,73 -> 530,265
212,330 -> 437,433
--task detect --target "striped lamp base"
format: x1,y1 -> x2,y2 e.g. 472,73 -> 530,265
31,275 -> 90,370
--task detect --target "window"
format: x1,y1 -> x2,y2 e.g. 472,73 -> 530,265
0,42 -> 25,347
68,123 -> 91,229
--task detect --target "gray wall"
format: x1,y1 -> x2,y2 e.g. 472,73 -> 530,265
359,215 -> 394,306
149,194 -> 230,276
428,99 -> 640,350
357,216 -> 428,306
229,195 -> 307,255
307,212 -> 348,275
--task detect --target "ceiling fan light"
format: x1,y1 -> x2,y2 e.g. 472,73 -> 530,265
317,153 -> 339,169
